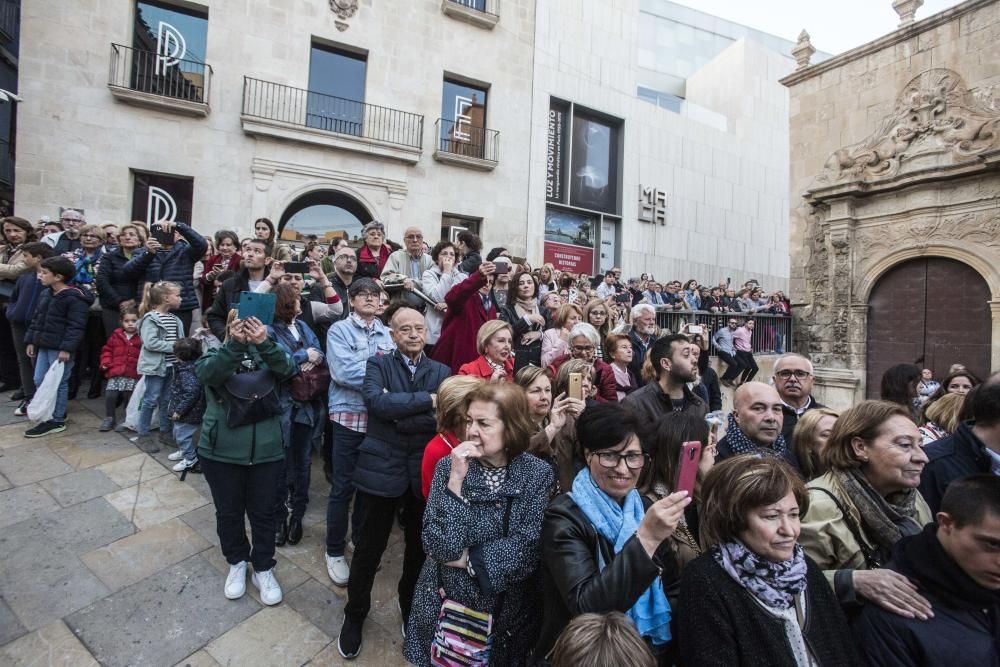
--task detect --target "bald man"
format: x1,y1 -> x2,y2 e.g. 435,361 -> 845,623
716,381 -> 800,471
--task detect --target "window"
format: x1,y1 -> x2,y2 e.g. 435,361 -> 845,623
440,78 -> 489,158
132,1 -> 209,101
570,111 -> 620,214
131,171 -> 194,226
306,43 -> 367,136
441,214 -> 482,243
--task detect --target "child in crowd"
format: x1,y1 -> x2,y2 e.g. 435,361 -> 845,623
132,281 -> 184,453
23,256 -> 95,437
6,241 -> 54,417
97,308 -> 142,432
166,337 -> 205,472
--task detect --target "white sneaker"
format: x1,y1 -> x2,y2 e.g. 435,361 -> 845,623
252,569 -> 283,605
224,561 -> 247,600
167,451 -> 185,461
172,459 -> 197,472
325,554 -> 350,587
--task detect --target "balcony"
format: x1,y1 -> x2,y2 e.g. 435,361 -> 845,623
0,138 -> 13,189
240,77 -> 424,164
107,43 -> 211,116
433,118 -> 499,171
0,0 -> 18,43
441,0 -> 499,30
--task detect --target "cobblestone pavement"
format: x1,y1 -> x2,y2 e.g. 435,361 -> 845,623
0,395 -> 410,666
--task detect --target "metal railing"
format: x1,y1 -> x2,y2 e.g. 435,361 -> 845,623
654,309 -> 793,356
0,0 -> 18,42
108,43 -> 211,104
446,0 -> 499,17
435,118 -> 499,162
0,138 -> 13,188
242,77 -> 424,150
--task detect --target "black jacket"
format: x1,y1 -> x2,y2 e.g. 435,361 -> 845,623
694,366 -> 723,412
919,422 -> 992,514
628,328 -> 654,384
95,247 -> 143,312
677,552 -> 863,667
780,396 -> 827,441
24,285 -> 95,352
353,350 -> 450,498
499,302 -> 551,371
622,381 -> 708,425
535,493 -> 675,659
326,272 -> 352,321
123,223 -> 208,312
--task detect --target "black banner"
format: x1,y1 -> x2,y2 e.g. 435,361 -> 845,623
546,100 -> 567,203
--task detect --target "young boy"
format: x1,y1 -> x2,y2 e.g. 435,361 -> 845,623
6,242 -> 54,416
23,256 -> 94,437
165,337 -> 205,472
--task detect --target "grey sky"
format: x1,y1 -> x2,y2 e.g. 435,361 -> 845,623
669,0 -> 964,55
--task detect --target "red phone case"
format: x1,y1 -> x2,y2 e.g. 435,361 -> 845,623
674,441 -> 703,496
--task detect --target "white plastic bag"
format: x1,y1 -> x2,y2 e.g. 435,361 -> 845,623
122,376 -> 146,432
27,360 -> 63,423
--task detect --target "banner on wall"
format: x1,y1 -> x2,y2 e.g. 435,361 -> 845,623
546,101 -> 567,202
544,208 -> 595,274
544,241 -> 594,274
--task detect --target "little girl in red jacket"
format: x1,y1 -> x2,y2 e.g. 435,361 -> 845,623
98,308 -> 142,432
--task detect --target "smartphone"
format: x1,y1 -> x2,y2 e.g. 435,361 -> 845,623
615,292 -> 631,304
568,372 -> 583,400
674,441 -> 703,496
688,325 -> 703,335
494,258 -> 510,275
151,223 -> 173,247
282,261 -> 309,274
237,291 -> 276,326
511,255 -> 526,266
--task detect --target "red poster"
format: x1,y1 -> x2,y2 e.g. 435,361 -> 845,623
544,241 -> 594,275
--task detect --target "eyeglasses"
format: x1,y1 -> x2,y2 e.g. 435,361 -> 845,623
354,292 -> 380,301
80,233 -> 101,239
590,451 -> 649,469
404,234 -> 423,240
572,344 -> 595,353
775,370 -> 812,380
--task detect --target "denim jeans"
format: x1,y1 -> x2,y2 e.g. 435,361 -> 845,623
32,348 -> 74,423
325,420 -> 365,557
173,421 -> 199,462
138,373 -> 172,436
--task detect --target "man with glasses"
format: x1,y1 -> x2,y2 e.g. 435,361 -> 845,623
381,226 -> 433,312
43,208 -> 85,254
712,317 -> 745,387
772,353 -> 826,440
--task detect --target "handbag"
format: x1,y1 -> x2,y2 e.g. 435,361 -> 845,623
430,498 -> 513,667
223,368 -> 281,428
290,363 -> 330,402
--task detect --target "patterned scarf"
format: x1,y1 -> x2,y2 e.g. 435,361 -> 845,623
715,541 -> 807,610
834,467 -> 923,553
724,412 -> 790,457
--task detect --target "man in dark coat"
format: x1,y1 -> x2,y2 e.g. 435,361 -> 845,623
622,333 -> 707,423
920,378 -> 1000,514
856,475 -> 1000,666
772,353 -> 826,440
336,305 -> 450,659
716,382 -> 800,471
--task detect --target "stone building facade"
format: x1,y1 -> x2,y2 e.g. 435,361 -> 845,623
783,0 -> 1000,409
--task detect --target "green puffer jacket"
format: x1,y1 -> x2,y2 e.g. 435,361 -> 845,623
195,338 -> 297,465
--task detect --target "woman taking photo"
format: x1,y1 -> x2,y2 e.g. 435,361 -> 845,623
201,230 -> 241,310
517,365 -> 581,493
405,382 -> 555,666
421,240 -> 463,349
501,270 -> 548,371
605,332 -> 639,400
546,323 -> 618,403
253,217 -> 291,262
677,455 -> 861,666
196,311 -> 297,606
583,298 -> 612,358
537,403 -> 689,663
541,303 -> 581,368
799,400 -> 933,618
790,407 -> 839,481
458,320 -> 515,382
268,285 -> 327,547
419,374 -> 482,499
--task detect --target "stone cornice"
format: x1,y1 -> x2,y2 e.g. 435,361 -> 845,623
780,0 -> 995,87
249,157 -> 409,197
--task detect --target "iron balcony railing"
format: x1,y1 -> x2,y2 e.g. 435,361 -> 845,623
655,310 -> 793,356
0,0 -> 18,42
446,0 -> 499,17
108,43 -> 211,104
242,77 -> 424,150
435,118 -> 499,163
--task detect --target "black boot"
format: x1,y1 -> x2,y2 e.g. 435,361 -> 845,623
275,517 -> 289,546
287,517 -> 303,545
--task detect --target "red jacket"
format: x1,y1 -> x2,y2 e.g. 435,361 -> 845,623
421,431 -> 460,499
547,353 -> 619,403
100,328 -> 142,380
459,355 -> 514,382
431,272 -> 497,374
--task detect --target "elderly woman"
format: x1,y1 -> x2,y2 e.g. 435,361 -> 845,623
605,332 -> 639,400
546,322 -> 618,403
537,403 -> 691,662
355,220 -> 391,279
421,240 -> 463,348
405,383 -> 555,666
253,217 -> 292,262
458,320 -> 515,382
501,270 -> 548,371
517,364 -> 583,493
799,400 -> 933,619
790,407 -> 839,481
420,374 -> 482,499
541,303 -> 581,367
677,455 -> 861,666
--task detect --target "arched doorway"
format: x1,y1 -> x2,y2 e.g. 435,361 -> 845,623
866,257 -> 991,398
278,190 -> 372,250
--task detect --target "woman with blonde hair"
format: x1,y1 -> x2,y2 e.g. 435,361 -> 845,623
791,407 -> 839,481
419,374 -> 483,499
541,303 -> 582,367
458,319 -> 514,382
919,391 -> 965,444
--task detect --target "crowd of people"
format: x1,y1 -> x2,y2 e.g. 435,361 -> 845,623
2,213 -> 998,665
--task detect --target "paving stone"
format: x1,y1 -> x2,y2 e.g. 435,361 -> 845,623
173,649 -> 221,667
307,619 -> 409,667
179,503 -> 222,547
31,497 -> 137,556
81,518 -> 211,591
0,422 -> 33,447
38,468 -> 120,507
0,596 -> 27,645
201,548 -> 312,607
0,484 -> 59,529
0,620 -> 99,666
47,433 -> 135,469
96,452 -> 169,488
65,554 -> 259,667
205,606 -> 331,667
0,471 -> 11,491
284,578 -> 347,640
0,444 -> 74,485
104,473 -> 209,529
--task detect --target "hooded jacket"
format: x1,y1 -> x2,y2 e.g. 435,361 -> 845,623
122,223 -> 208,312
24,285 -> 95,352
99,327 -> 142,380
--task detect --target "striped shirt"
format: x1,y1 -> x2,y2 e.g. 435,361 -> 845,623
154,311 -> 180,366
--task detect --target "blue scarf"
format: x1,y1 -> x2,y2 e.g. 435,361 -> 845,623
570,467 -> 672,644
